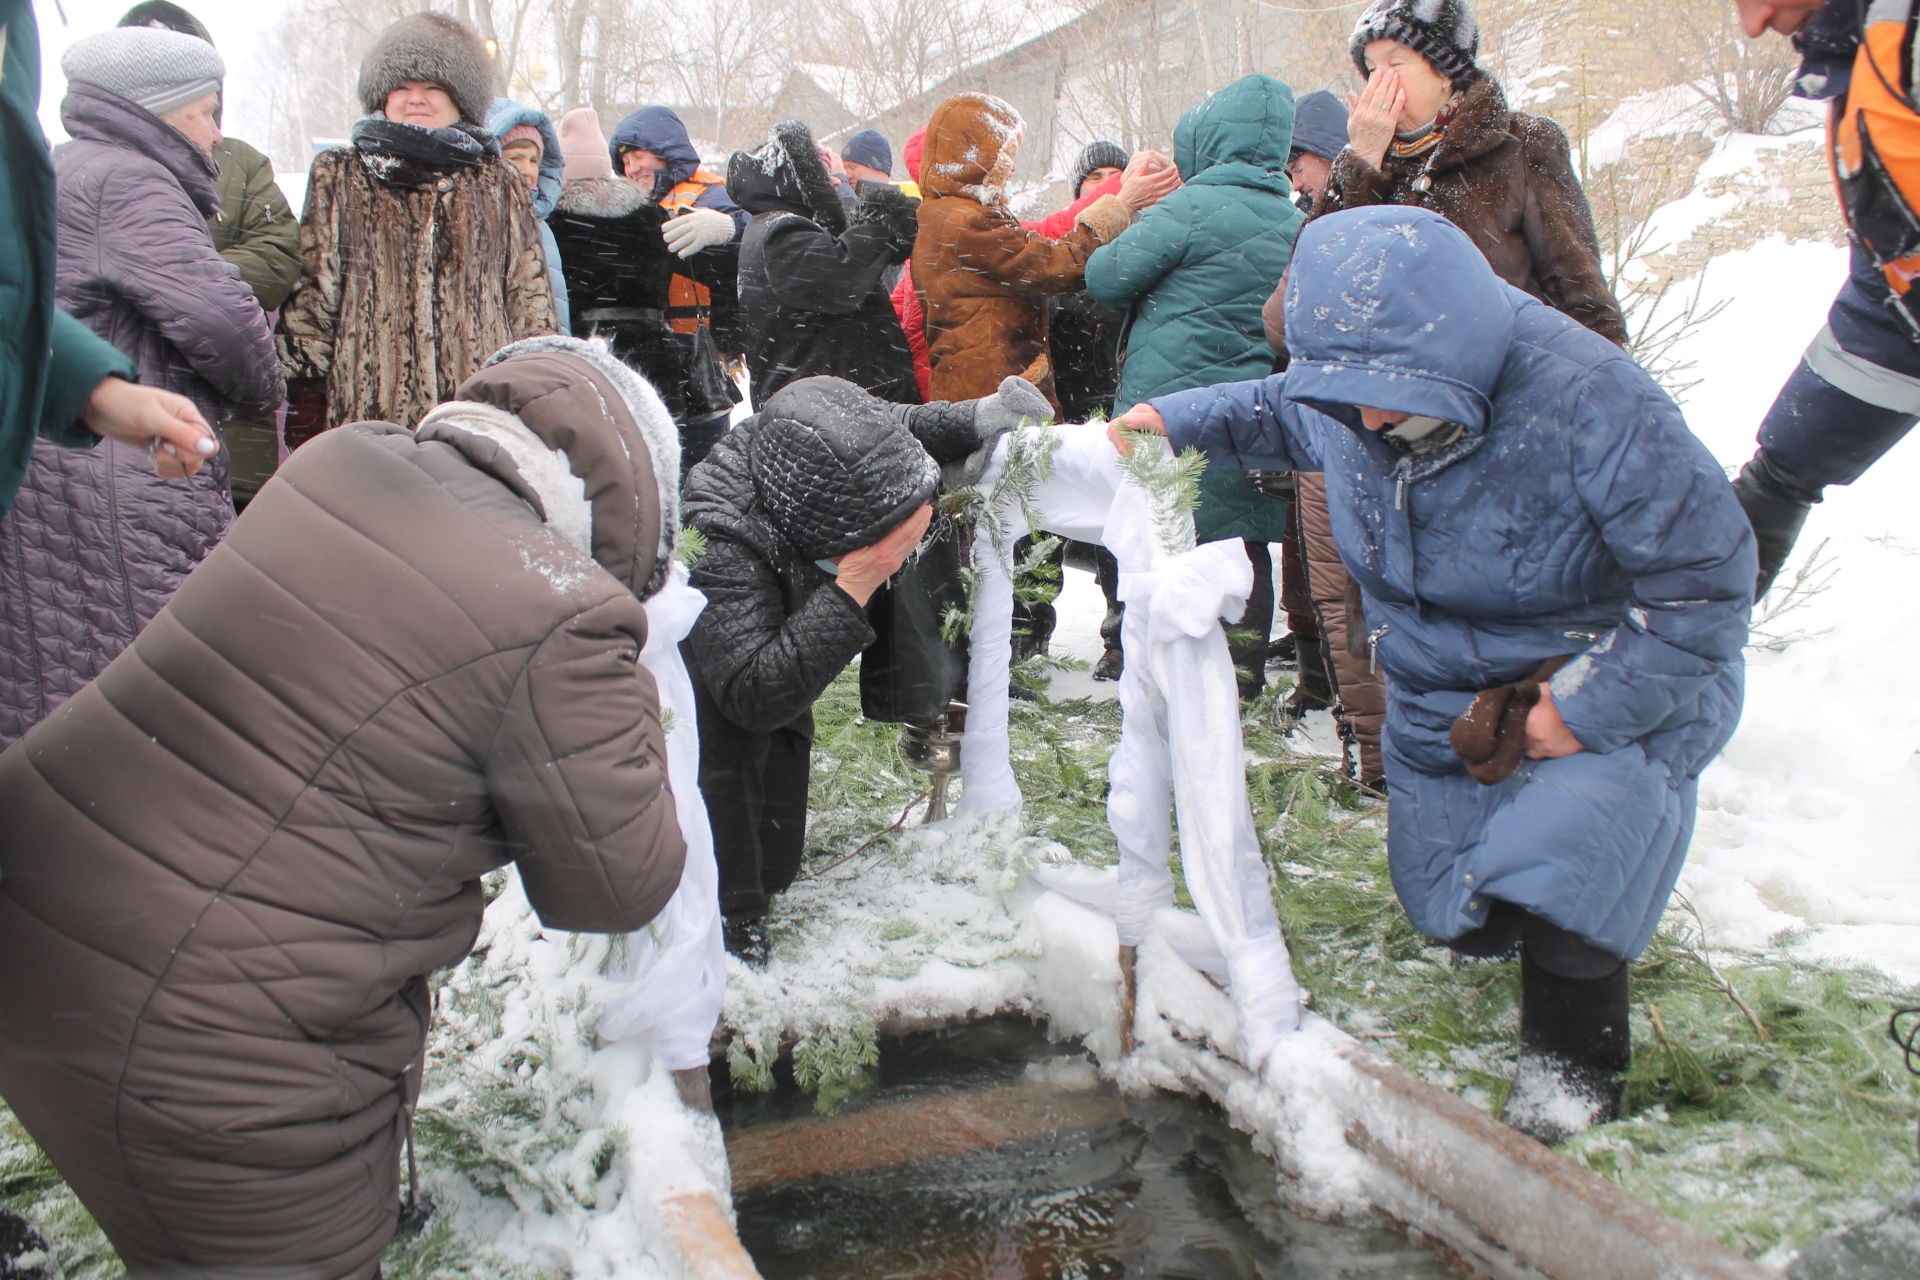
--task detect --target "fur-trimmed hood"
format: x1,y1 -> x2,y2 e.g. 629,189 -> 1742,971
555,176 -> 654,219
487,97 -> 563,220
418,336 -> 680,601
726,119 -> 848,235
356,13 -> 493,127
921,92 -> 1023,205
608,106 -> 701,201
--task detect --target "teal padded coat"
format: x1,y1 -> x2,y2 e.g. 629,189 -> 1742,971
1085,73 -> 1304,543
0,0 -> 135,519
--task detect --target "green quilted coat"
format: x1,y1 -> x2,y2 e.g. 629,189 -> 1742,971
1086,73 -> 1304,542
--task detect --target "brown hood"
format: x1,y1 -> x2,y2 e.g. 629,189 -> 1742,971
418,337 -> 680,600
921,92 -> 1024,204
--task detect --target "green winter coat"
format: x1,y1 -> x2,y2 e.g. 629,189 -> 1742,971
206,135 -> 299,509
209,136 -> 300,312
1085,73 -> 1303,543
0,0 -> 135,519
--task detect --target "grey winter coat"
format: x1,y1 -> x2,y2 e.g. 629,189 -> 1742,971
0,83 -> 282,746
0,339 -> 686,1278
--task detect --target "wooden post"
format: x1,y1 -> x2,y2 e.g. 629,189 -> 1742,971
1117,943 -> 1139,1056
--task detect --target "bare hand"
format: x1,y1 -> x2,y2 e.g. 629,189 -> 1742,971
1107,403 -> 1166,456
1524,685 -> 1585,759
82,377 -> 217,479
1346,67 -> 1405,170
832,503 -> 933,607
1118,150 -> 1181,211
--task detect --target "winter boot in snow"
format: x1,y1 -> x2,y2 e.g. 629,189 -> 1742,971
1268,633 -> 1298,667
724,914 -> 771,970
0,1209 -> 57,1280
1501,949 -> 1631,1146
1279,634 -> 1335,723
1733,448 -> 1823,598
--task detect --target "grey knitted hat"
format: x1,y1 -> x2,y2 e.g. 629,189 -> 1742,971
62,26 -> 223,116
356,13 -> 494,127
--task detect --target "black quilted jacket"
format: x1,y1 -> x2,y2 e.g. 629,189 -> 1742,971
728,121 -> 919,408
684,376 -> 985,733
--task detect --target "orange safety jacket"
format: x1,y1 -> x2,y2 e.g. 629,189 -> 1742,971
1831,0 -> 1920,334
663,170 -> 727,336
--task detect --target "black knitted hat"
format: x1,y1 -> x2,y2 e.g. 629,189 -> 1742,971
1070,140 -> 1129,196
1349,0 -> 1480,85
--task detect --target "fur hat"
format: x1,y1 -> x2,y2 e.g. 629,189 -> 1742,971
840,128 -> 892,177
559,107 -> 613,180
1349,0 -> 1480,85
1070,140 -> 1128,197
63,27 -> 223,116
357,13 -> 494,127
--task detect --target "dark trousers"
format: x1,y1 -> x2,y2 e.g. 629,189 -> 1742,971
1448,899 -> 1620,979
1229,540 -> 1275,694
680,413 -> 731,486
1278,498 -> 1318,640
693,675 -> 812,921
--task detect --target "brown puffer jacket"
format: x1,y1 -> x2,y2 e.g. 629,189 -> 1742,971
0,338 -> 685,1278
1316,73 -> 1626,346
911,92 -> 1130,407
1297,471 -> 1386,788
279,142 -> 559,441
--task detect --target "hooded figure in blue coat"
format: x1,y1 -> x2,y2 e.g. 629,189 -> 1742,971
1114,205 -> 1755,1143
488,97 -> 571,331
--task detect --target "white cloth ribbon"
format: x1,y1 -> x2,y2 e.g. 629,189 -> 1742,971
598,563 -> 728,1071
959,425 -> 1303,1068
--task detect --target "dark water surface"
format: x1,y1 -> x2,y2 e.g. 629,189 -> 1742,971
719,1018 -> 1461,1280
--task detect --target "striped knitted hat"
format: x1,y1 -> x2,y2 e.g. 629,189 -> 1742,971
62,26 -> 224,116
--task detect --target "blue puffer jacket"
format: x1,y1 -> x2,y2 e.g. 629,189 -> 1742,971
1153,207 -> 1755,961
488,98 -> 570,331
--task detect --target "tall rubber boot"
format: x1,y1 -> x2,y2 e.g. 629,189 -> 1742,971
1733,448 -> 1824,598
1501,949 -> 1631,1146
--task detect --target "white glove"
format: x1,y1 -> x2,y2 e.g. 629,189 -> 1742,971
663,207 -> 736,258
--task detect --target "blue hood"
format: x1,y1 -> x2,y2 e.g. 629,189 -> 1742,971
1282,205 -> 1515,434
609,105 -> 700,200
487,97 -> 562,220
1290,90 -> 1348,162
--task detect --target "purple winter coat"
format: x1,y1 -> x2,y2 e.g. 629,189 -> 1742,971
0,84 -> 282,746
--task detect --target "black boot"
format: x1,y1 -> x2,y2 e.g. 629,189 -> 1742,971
1501,949 -> 1631,1145
1280,633 -> 1335,721
1733,448 -> 1823,598
724,914 -> 771,970
0,1209 -> 57,1280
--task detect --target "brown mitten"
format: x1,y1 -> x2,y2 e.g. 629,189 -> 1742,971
1450,656 -> 1571,786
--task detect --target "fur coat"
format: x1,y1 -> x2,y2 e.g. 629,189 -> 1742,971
278,141 -> 558,439
911,92 -> 1130,407
1316,73 -> 1626,345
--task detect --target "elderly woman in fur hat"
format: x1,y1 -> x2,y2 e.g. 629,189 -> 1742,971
278,13 -> 557,446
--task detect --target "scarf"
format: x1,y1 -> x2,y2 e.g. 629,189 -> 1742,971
352,117 -> 498,184
1389,92 -> 1464,161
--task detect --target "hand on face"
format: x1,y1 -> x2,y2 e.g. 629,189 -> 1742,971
832,503 -> 934,605
1346,66 -> 1406,169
